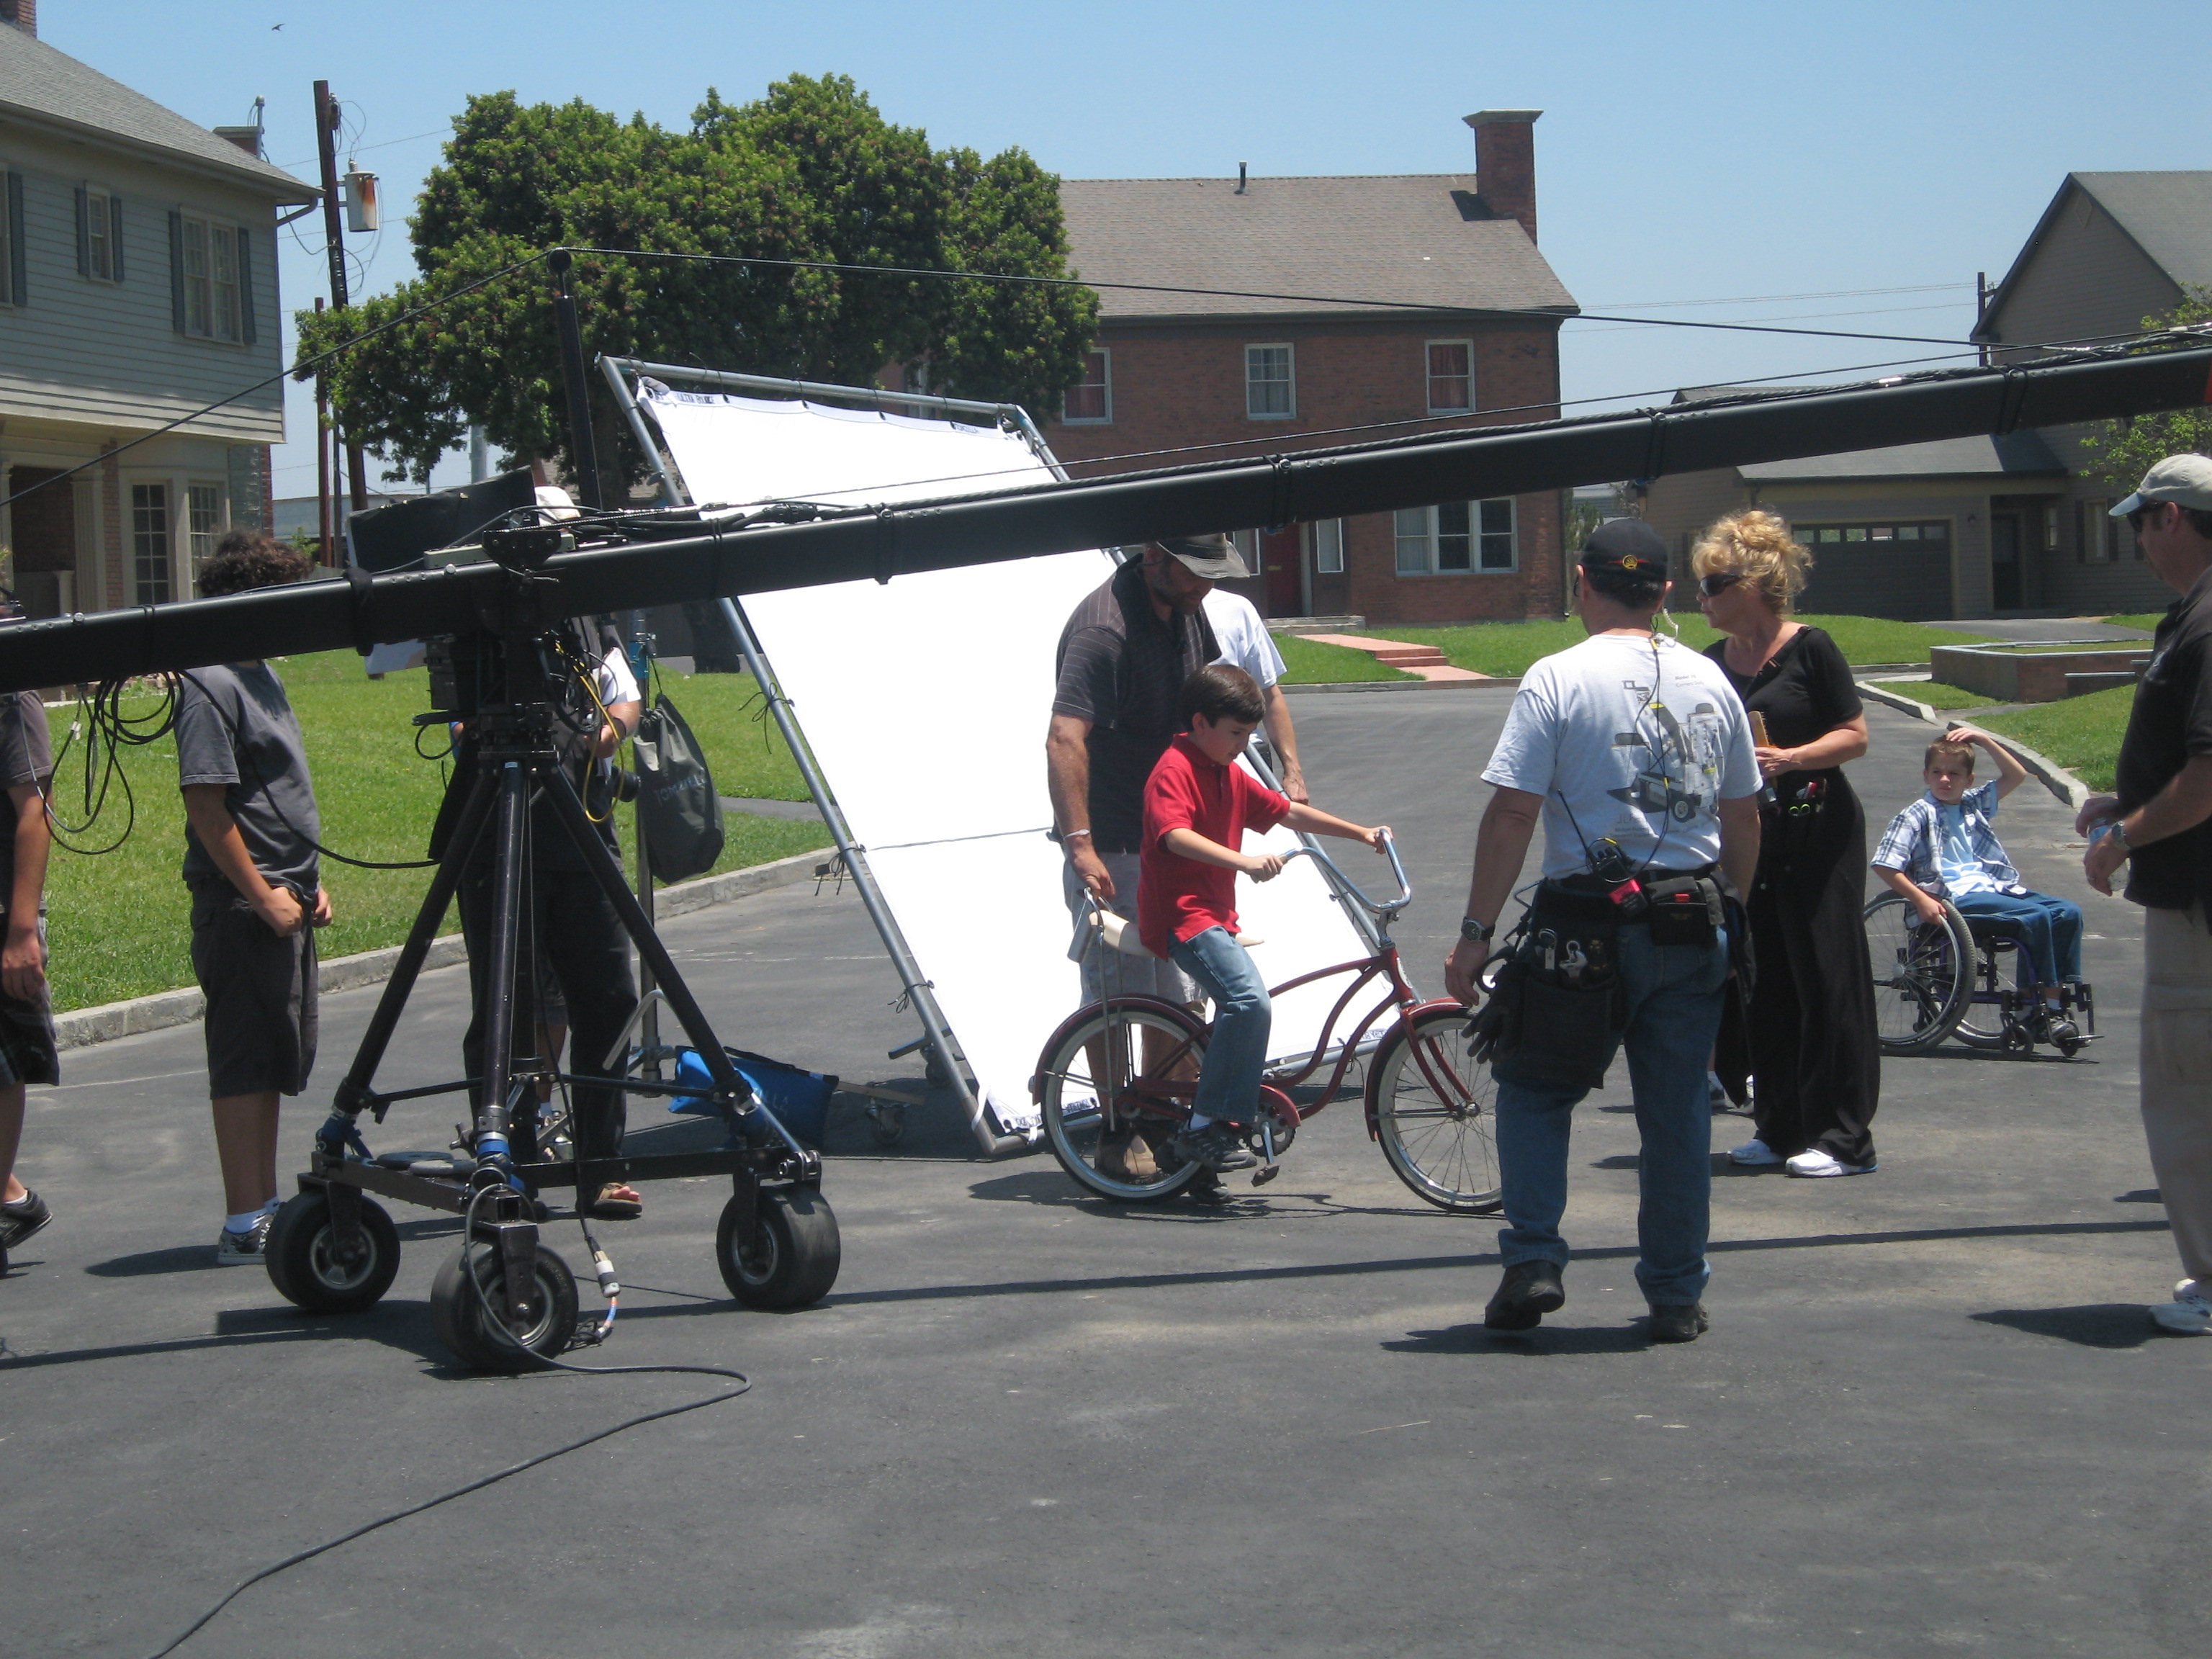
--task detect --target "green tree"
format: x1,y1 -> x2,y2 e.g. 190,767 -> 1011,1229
295,76 -> 1099,485
2078,284 -> 2212,489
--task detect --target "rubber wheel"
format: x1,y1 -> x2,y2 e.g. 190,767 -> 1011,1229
1953,934 -> 2023,1051
1035,998 -> 1206,1202
429,1239 -> 579,1372
264,1190 -> 402,1313
717,1185 -> 841,1309
922,1044 -> 954,1091
1863,894 -> 1972,1056
1369,1004 -> 1503,1213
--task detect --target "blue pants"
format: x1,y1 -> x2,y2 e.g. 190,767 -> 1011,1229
1952,889 -> 2083,985
1493,924 -> 1730,1308
1167,927 -> 1272,1125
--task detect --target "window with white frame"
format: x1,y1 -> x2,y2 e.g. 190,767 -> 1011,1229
1308,518 -> 1344,575
81,187 -> 123,282
180,214 -> 242,341
1063,349 -> 1111,423
1426,340 -> 1473,413
1395,499 -> 1517,575
132,483 -> 173,604
1246,343 -> 1294,418
187,482 -> 225,589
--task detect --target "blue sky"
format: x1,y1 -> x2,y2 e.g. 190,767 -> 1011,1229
42,0 -> 2212,497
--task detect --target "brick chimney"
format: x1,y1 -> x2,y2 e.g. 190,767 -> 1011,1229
1464,109 -> 1542,244
0,1 -> 36,38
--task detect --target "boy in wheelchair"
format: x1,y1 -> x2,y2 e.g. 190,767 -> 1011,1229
1871,727 -> 2086,1043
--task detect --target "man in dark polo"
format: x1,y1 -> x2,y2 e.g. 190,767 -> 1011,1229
1048,535 -> 1249,1182
2081,454 -> 2212,1337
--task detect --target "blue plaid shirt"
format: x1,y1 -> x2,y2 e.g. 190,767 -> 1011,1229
1871,781 -> 2023,898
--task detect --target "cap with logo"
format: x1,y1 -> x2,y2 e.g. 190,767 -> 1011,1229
1578,516 -> 1669,578
2111,454 -> 2212,517
1155,534 -> 1251,581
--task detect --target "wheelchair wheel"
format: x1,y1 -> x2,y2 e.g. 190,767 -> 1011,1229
1863,894 -> 1972,1056
1368,1003 -> 1502,1213
1035,997 -> 1205,1202
1951,934 -> 2019,1050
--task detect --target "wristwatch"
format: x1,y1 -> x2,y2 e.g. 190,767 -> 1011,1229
2098,819 -> 2131,856
1460,917 -> 1496,944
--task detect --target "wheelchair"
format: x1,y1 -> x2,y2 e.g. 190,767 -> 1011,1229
1863,891 -> 2096,1058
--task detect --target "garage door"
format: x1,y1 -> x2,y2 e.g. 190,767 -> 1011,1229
1794,521 -> 1953,620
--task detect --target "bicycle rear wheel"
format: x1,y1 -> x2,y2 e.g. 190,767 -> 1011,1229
1036,999 -> 1205,1202
1368,1004 -> 1501,1214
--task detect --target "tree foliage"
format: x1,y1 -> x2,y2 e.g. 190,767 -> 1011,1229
295,76 -> 1099,484
2077,284 -> 2212,490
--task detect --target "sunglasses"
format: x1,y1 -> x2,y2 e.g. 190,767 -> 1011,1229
2128,502 -> 2168,533
1697,571 -> 1745,598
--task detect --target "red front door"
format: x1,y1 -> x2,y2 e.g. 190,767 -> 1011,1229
1260,526 -> 1303,618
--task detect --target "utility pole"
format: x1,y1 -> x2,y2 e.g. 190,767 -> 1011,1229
314,296 -> 333,566
314,80 -> 368,523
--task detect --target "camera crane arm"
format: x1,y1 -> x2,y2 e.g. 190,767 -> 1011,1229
4,340 -> 2208,696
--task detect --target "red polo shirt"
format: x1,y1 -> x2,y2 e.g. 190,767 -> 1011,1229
1138,733 -> 1292,958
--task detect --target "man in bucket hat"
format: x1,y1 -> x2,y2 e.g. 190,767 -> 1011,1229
2080,454 -> 2212,1335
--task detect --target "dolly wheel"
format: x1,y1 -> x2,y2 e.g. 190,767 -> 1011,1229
716,1186 -> 840,1310
429,1241 -> 579,1372
265,1191 -> 401,1314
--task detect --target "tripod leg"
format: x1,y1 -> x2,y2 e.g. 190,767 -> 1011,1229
472,762 -> 531,1166
325,767 -> 497,1151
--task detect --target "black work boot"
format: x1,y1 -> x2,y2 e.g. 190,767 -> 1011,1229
1647,1303 -> 1710,1344
1483,1260 -> 1566,1331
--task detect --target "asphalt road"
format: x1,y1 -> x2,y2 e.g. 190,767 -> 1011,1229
1,685 -> 2200,1659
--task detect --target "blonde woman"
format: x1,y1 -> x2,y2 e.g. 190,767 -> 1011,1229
1696,511 -> 1881,1178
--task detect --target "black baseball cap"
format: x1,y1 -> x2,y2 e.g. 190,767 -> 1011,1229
1579,517 -> 1668,580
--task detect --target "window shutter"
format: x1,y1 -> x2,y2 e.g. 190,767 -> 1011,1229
75,185 -> 89,276
236,225 -> 256,343
109,196 -> 124,282
168,208 -> 186,333
6,174 -> 24,305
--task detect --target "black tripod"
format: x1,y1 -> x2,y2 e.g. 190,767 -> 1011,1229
261,549 -> 840,1369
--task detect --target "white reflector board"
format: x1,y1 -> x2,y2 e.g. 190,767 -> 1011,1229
640,385 -> 1372,1136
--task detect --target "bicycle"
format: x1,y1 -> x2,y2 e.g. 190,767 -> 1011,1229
1030,833 -> 1501,1213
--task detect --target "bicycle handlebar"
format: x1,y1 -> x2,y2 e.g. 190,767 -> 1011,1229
1285,830 -> 1411,918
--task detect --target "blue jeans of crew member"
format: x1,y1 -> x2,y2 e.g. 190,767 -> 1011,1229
1167,927 -> 1272,1125
1493,924 -> 1731,1308
1950,889 -> 2084,984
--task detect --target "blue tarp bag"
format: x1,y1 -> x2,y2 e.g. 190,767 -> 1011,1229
667,1046 -> 836,1148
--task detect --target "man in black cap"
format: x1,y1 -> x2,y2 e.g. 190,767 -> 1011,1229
1444,518 -> 1762,1342
1049,536 -> 1248,1182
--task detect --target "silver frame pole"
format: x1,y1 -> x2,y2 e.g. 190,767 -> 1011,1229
600,354 -> 1033,1156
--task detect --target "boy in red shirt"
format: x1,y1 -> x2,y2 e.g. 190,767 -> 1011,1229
1139,665 -> 1388,1171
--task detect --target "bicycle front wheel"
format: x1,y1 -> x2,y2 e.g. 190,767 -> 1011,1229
1036,998 -> 1205,1202
1368,1004 -> 1502,1214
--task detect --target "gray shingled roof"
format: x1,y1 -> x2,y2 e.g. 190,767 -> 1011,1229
0,25 -> 315,199
1670,386 -> 2063,481
1059,174 -> 1578,320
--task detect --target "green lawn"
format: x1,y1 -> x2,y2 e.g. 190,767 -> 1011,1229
1276,634 -> 1417,683
1979,685 -> 2136,792
1381,613 -> 1997,678
1866,678 -> 2002,711
37,654 -> 828,1012
2100,613 -> 2165,634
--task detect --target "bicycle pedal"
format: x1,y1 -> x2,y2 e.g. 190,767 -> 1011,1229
1251,1163 -> 1280,1187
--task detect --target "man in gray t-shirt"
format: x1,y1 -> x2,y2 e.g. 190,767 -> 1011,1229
174,534 -> 332,1266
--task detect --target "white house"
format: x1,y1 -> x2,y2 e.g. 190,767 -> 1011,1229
0,5 -> 317,618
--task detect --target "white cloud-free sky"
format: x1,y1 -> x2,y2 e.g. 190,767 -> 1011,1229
41,0 -> 2212,497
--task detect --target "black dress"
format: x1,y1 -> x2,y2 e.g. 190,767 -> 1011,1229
1707,626 -> 1881,1165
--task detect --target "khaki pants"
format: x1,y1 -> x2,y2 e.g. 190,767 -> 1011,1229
2140,904 -> 2212,1285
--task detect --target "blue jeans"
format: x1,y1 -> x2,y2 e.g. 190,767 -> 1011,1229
1951,889 -> 2083,984
1493,923 -> 1730,1308
1167,927 -> 1272,1125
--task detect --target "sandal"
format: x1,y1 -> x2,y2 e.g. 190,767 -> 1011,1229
583,1182 -> 644,1220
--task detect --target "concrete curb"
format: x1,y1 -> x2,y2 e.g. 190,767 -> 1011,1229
1854,679 -> 2093,811
50,845 -> 830,1052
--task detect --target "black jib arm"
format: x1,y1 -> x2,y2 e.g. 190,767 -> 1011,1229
3,342 -> 2208,696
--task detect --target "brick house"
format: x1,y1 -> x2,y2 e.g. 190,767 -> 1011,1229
1043,111 -> 1579,626
0,4 -> 315,619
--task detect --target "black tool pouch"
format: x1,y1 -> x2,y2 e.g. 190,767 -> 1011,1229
1643,872 -> 1722,950
1489,884 -> 1625,1092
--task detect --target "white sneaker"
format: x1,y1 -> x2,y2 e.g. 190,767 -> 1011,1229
1728,1138 -> 1783,1166
215,1211 -> 274,1265
2149,1279 -> 2211,1336
1785,1148 -> 1878,1178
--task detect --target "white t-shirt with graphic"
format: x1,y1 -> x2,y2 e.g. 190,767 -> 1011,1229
1203,589 -> 1287,691
1483,631 -> 1762,881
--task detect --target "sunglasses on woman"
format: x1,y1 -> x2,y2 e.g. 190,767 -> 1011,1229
1697,571 -> 1745,597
